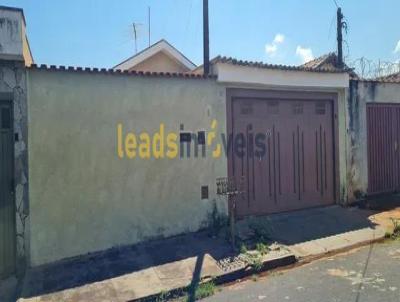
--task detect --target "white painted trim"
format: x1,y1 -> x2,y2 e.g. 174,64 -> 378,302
215,63 -> 350,89
113,40 -> 196,71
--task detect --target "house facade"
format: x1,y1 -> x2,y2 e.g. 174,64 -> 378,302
0,6 -> 31,280
113,39 -> 196,73
1,5 -> 400,280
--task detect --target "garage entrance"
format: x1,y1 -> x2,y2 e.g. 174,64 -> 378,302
0,100 -> 16,279
367,103 -> 400,194
228,90 -> 337,217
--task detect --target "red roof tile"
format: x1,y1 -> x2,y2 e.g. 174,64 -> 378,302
212,55 -> 351,73
27,64 -> 216,79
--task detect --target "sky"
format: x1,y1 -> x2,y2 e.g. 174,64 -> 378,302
2,0 -> 400,69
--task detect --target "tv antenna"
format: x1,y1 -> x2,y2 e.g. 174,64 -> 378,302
148,6 -> 151,47
132,22 -> 143,54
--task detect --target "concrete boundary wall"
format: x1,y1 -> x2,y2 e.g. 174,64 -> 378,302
0,60 -> 29,276
27,69 -> 227,266
347,80 -> 400,200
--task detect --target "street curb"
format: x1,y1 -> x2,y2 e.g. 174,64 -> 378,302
131,234 -> 385,302
294,235 -> 386,265
134,235 -> 386,301
214,253 -> 297,285
131,253 -> 297,302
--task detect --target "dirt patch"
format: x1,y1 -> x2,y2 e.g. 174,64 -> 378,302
368,208 -> 400,232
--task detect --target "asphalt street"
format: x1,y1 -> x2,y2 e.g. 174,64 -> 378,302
205,241 -> 400,302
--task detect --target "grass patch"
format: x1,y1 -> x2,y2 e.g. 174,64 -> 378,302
385,231 -> 393,239
242,252 -> 264,272
156,290 -> 169,302
240,243 -> 248,254
255,242 -> 268,255
385,218 -> 400,241
391,218 -> 400,239
154,281 -> 217,302
238,240 -> 271,273
250,256 -> 263,271
186,281 -> 216,301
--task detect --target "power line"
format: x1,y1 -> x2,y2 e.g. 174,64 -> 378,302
148,6 -> 151,47
328,12 -> 336,40
183,0 -> 194,49
333,0 -> 339,9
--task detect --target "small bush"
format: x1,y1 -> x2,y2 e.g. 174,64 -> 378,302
250,257 -> 263,271
187,281 -> 216,301
385,218 -> 400,241
385,231 -> 393,239
255,242 -> 268,255
240,243 -> 248,254
391,218 -> 400,239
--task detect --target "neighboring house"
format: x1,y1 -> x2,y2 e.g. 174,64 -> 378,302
3,4 -> 400,283
193,53 -> 356,77
376,71 -> 400,82
113,39 -> 196,73
0,5 -> 33,65
300,52 -> 358,79
25,57 -> 350,266
0,6 -> 31,280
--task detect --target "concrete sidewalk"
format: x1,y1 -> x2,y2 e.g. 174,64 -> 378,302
0,277 -> 18,302
16,205 -> 398,302
236,205 -> 388,260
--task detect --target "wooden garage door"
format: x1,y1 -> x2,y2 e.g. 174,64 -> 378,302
367,103 -> 400,194
231,98 -> 335,217
0,101 -> 16,279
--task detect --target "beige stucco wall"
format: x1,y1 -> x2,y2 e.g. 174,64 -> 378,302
346,80 -> 400,200
26,66 -> 356,266
27,69 -> 227,266
130,51 -> 189,73
216,63 -> 350,89
21,21 -> 33,66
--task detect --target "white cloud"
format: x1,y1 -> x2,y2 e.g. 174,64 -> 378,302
265,33 -> 285,57
296,46 -> 314,63
265,44 -> 278,56
273,33 -> 285,44
394,40 -> 400,53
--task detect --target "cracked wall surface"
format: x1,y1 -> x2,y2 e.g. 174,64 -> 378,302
0,60 -> 29,275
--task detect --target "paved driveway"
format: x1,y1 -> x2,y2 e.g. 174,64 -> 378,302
205,241 -> 400,302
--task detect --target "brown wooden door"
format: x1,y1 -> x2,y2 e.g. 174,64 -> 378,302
367,104 -> 400,194
232,98 -> 335,217
0,101 -> 16,279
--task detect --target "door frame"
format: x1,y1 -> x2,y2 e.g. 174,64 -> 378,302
0,93 -> 17,280
226,88 -> 340,217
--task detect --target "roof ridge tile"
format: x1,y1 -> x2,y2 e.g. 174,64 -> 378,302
27,64 -> 216,79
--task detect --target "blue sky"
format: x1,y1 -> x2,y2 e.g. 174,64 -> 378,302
3,0 -> 400,68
